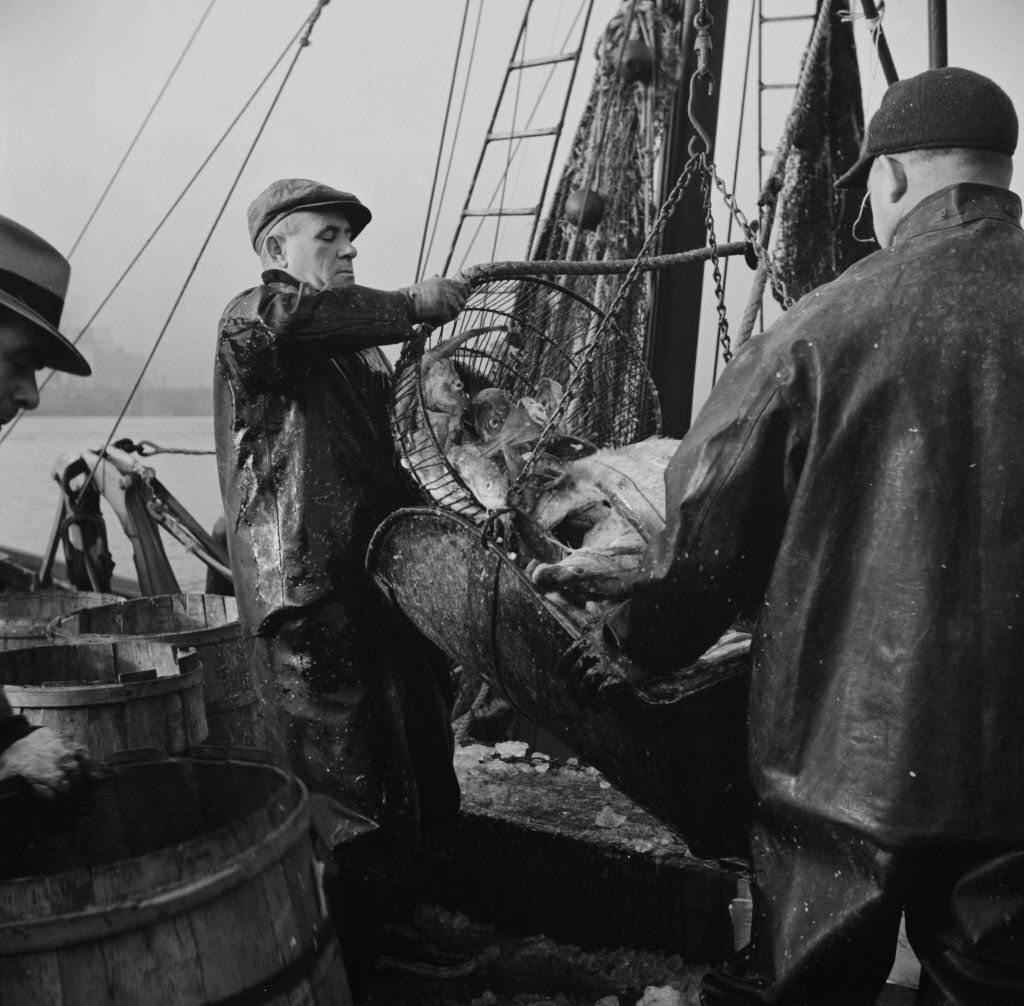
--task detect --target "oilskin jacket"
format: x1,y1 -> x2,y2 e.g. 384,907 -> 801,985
0,691 -> 33,756
214,270 -> 420,633
625,184 -> 1024,847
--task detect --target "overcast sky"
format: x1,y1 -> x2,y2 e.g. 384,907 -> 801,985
2,0 -> 1022,393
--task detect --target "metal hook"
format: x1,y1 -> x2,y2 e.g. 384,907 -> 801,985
687,70 -> 714,157
686,4 -> 716,157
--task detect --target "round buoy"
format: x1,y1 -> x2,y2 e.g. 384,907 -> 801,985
564,189 -> 605,229
620,38 -> 654,85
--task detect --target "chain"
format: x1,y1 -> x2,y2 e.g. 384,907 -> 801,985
701,156 -> 731,365
708,160 -> 789,315
507,153 -> 704,502
709,163 -> 756,244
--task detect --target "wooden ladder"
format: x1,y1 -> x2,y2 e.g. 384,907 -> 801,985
442,0 -> 596,274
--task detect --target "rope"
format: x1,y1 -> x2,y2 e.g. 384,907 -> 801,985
736,0 -> 834,322
565,0 -> 639,264
434,1 -> 485,276
445,2 -> 589,275
72,0 -> 332,507
415,0 -> 473,281
462,240 -> 748,285
127,440 -> 216,458
839,1 -> 898,85
0,5 -> 315,451
715,0 -> 758,378
66,0 -> 219,260
506,150 -> 705,497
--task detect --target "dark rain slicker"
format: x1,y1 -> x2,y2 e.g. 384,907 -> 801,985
214,270 -> 459,857
626,183 -> 1024,848
624,184 -> 1024,1004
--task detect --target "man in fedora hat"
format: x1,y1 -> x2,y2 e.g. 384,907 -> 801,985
214,178 -> 472,994
538,67 -> 1024,1004
0,214 -> 93,799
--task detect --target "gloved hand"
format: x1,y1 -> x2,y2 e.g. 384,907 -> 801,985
0,728 -> 91,800
403,275 -> 470,325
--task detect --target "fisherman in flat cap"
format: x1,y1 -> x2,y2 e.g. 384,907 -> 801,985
214,179 -> 473,995
0,214 -> 93,801
538,67 -> 1024,1005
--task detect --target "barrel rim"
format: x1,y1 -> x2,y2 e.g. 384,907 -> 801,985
50,592 -> 241,648
2,665 -> 205,707
0,752 -> 311,953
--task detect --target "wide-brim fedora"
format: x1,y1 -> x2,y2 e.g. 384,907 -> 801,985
0,215 -> 90,376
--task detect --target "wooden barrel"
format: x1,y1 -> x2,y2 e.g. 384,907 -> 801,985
52,593 -> 270,750
0,591 -> 123,651
0,639 -> 206,758
0,748 -> 352,1005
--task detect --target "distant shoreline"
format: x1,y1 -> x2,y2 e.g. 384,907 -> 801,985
34,390 -> 213,418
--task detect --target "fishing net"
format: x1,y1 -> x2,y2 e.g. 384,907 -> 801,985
392,276 -> 661,522
767,0 -> 869,307
533,0 -> 685,363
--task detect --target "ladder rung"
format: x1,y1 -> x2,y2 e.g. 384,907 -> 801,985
486,126 -> 560,142
760,82 -> 797,91
510,52 -> 578,70
462,206 -> 538,219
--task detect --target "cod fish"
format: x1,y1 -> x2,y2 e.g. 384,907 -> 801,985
530,543 -> 642,602
470,387 -> 513,444
420,328 -> 486,451
446,442 -> 509,511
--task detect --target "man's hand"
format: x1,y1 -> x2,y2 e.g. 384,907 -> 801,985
404,276 -> 470,325
0,729 -> 91,800
556,613 -> 649,708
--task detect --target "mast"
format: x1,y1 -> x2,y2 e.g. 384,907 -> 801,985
929,0 -> 948,68
645,0 -> 728,438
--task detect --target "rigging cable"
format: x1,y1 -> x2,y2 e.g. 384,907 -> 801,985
415,0 -> 473,282
451,1 -> 587,274
0,4 -> 316,450
425,0 -> 485,278
66,0 -> 219,260
71,0 -> 333,506
564,0 -> 638,263
712,0 -> 758,385
491,3 -> 532,264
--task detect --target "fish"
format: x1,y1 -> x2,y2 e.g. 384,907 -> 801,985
530,543 -> 643,602
419,328 -> 490,451
531,436 -> 678,536
525,435 -> 682,612
470,387 -> 513,444
479,401 -> 548,459
446,442 -> 509,511
532,376 -> 564,419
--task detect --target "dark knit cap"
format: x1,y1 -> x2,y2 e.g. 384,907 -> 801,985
246,178 -> 372,250
837,67 -> 1018,189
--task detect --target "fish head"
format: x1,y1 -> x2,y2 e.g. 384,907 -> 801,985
421,358 -> 469,414
471,387 -> 512,441
447,443 -> 509,510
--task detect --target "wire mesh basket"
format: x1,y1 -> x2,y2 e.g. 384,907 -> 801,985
392,276 -> 662,522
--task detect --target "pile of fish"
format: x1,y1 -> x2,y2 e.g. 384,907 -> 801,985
403,331 -> 680,618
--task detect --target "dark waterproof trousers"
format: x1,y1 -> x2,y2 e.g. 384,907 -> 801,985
702,810 -> 1024,1006
252,597 -> 461,982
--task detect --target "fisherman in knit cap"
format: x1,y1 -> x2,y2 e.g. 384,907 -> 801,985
540,67 -> 1024,1006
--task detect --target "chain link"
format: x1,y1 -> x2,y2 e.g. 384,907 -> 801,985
508,153 -> 703,500
701,156 -> 731,365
